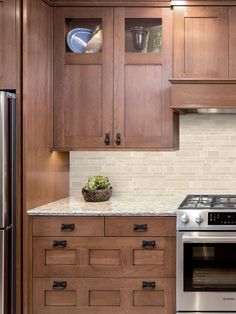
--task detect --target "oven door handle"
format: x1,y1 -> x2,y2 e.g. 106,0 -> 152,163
182,234 -> 236,243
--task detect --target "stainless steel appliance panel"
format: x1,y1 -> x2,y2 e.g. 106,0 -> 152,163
0,228 -> 10,314
177,231 -> 236,312
0,92 -> 10,229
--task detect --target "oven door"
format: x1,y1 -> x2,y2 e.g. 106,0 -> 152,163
177,232 -> 236,312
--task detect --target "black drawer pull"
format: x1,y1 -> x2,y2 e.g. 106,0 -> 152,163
53,240 -> 67,248
134,224 -> 147,232
61,224 -> 75,232
142,281 -> 156,289
105,133 -> 110,145
142,240 -> 155,248
53,281 -> 67,289
116,133 -> 121,145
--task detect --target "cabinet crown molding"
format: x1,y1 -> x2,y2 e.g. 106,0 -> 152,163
43,0 -> 170,7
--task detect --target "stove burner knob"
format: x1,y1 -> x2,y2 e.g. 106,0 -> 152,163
195,214 -> 203,225
181,214 -> 189,224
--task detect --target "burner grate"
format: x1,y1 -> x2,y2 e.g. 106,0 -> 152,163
179,195 -> 236,209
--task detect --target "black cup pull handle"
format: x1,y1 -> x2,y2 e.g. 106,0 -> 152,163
116,133 -> 121,145
53,240 -> 67,248
61,224 -> 75,232
105,133 -> 110,145
142,281 -> 156,289
53,281 -> 67,289
142,240 -> 156,248
134,224 -> 147,232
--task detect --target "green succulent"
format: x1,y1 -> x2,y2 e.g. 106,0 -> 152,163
83,176 -> 111,191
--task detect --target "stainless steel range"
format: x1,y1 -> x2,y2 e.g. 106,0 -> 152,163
177,195 -> 236,314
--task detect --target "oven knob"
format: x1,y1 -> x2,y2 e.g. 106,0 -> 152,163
181,214 -> 189,224
195,214 -> 203,224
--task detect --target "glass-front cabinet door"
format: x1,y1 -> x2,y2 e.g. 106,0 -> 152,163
53,7 -> 113,149
114,7 -> 176,149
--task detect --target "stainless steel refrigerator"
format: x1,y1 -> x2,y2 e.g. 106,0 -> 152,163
0,92 -> 15,314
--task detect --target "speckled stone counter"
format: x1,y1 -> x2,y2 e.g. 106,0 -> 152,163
27,195 -> 182,216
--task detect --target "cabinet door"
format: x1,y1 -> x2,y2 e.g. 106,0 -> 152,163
174,7 -> 228,78
53,8 -> 113,149
33,277 -> 175,314
114,8 -> 178,149
0,0 -> 16,89
229,7 -> 236,78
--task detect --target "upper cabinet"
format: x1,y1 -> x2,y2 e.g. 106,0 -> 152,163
0,0 -> 16,89
173,7 -> 228,79
171,5 -> 236,110
54,8 -> 113,149
53,6 -> 178,150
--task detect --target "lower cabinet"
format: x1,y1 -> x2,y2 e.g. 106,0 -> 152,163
31,216 -> 176,314
33,277 -> 175,314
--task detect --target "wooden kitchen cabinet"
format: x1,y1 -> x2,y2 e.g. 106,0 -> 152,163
53,7 -> 113,149
171,5 -> 236,110
173,6 -> 236,79
0,0 -> 16,89
53,7 -> 178,150
173,6 -> 229,79
31,216 -> 176,314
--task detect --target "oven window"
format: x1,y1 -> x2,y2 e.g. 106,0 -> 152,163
184,243 -> 236,291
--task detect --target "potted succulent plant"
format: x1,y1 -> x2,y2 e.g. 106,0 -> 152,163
82,176 -> 112,202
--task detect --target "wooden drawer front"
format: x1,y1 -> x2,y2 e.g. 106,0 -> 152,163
105,217 -> 176,237
33,277 -> 175,314
33,236 -> 175,277
33,217 -> 104,236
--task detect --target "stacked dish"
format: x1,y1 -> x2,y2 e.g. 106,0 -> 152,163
67,28 -> 93,53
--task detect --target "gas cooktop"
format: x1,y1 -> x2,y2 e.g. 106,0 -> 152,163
179,195 -> 236,210
177,195 -> 236,230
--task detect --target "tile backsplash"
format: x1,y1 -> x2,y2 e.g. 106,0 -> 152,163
70,114 -> 236,198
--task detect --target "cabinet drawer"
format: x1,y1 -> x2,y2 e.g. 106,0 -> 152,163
33,277 -> 175,314
33,217 -> 104,236
105,217 -> 176,236
33,236 -> 175,278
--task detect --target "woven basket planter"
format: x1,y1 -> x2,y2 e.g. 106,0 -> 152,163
82,188 -> 112,202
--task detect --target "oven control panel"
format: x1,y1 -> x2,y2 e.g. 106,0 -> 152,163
208,212 -> 236,225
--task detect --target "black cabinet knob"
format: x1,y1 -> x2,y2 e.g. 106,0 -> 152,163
105,133 -> 110,145
116,133 -> 121,145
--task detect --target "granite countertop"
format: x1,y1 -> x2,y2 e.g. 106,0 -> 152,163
27,195 -> 182,216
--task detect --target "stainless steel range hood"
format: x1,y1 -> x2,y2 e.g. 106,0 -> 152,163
169,79 -> 236,113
